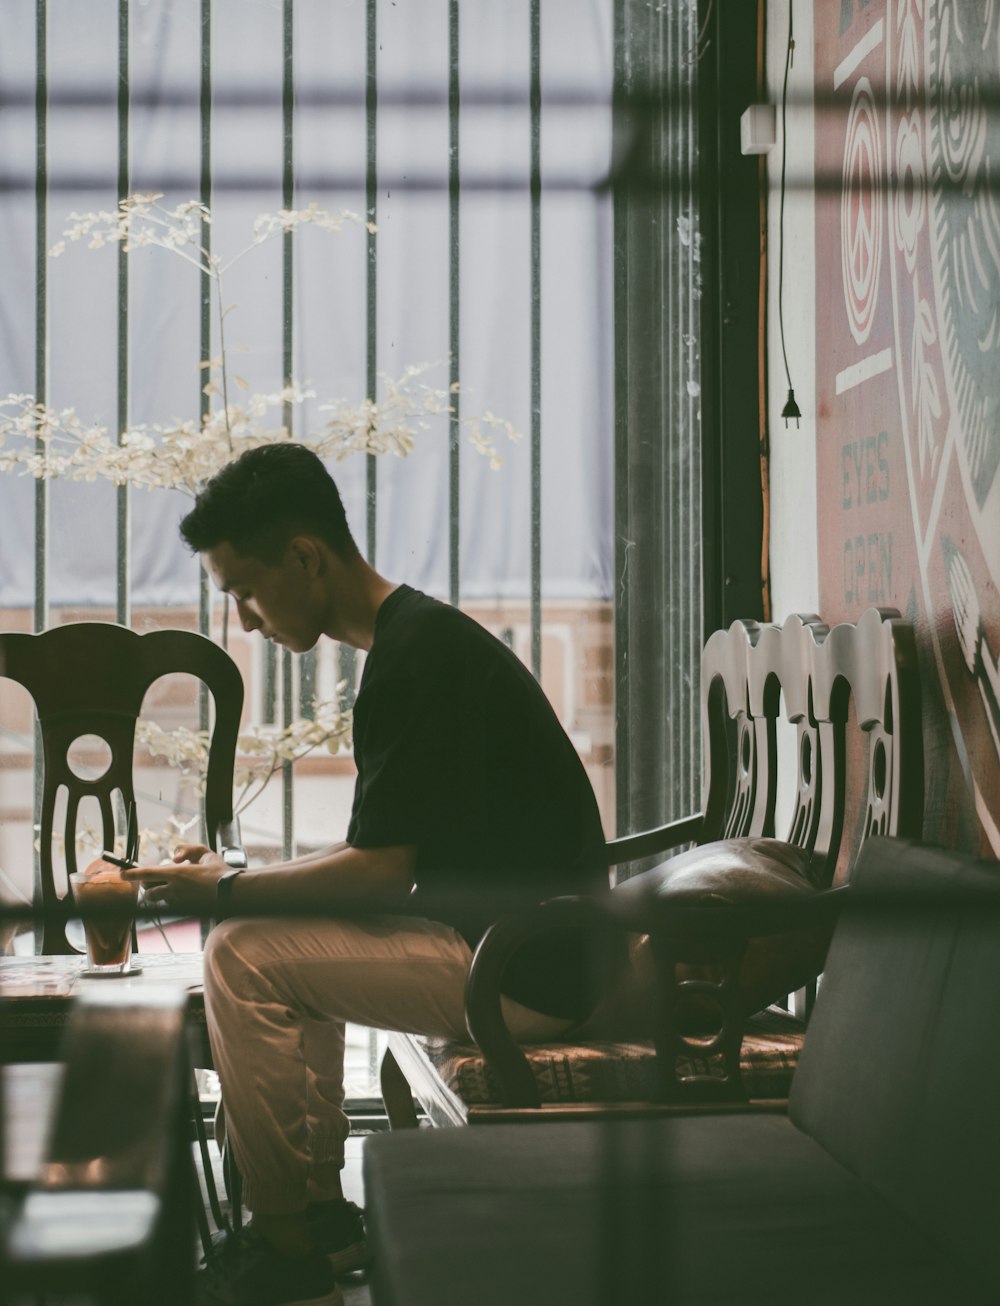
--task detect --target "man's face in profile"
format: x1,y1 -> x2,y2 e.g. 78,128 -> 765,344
202,539 -> 325,654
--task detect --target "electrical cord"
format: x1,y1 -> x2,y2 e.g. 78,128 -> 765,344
778,3 -> 801,427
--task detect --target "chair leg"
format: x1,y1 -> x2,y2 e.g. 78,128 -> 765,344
214,1096 -> 244,1233
191,1077 -> 232,1247
192,1149 -> 215,1257
380,1049 -> 419,1129
223,1138 -> 244,1233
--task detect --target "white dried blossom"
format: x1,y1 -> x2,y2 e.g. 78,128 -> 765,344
251,200 -> 371,244
136,698 -> 353,818
0,360 -> 519,493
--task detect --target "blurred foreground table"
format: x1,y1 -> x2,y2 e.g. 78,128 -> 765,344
0,951 -> 206,1062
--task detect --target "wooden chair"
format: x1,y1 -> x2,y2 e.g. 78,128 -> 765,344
381,606 -> 924,1123
0,622 -> 245,955
0,621 -> 246,1248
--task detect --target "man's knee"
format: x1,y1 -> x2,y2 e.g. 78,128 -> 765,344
203,917 -> 258,997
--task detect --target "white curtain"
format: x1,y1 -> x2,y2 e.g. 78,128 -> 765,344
0,0 -> 613,607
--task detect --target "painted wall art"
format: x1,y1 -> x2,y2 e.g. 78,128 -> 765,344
815,0 -> 999,852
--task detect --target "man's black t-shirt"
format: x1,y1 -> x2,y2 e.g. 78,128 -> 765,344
346,584 -> 612,1020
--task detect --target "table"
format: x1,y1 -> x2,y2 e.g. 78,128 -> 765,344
0,951 -> 207,1063
0,950 -> 234,1253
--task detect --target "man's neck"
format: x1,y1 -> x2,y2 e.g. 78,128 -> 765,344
326,555 -> 398,651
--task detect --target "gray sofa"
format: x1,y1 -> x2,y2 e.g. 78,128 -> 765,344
364,838 -> 1000,1304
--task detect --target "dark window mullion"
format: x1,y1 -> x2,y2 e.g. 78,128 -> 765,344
281,0 -> 295,859
32,0 -> 49,932
199,0 -> 213,754
529,0 -> 541,681
365,0 -> 377,565
662,5 -> 676,806
448,0 -> 460,608
614,0 -> 705,844
34,0 -> 48,636
684,10 -> 700,819
116,0 -> 130,628
199,0 -> 213,635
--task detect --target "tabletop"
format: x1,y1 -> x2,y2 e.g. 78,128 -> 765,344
0,951 -> 207,1062
0,950 -> 204,997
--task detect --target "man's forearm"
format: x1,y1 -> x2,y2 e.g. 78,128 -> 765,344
274,840 -> 350,872
226,842 -> 415,915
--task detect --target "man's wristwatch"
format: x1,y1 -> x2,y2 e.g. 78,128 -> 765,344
215,868 -> 244,922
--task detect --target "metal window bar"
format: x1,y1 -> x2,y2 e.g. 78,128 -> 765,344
530,0 -> 542,683
448,0 -> 460,607
365,0 -> 378,568
282,0 -> 295,861
34,1 -> 48,639
116,0 -> 130,631
198,0 -> 213,825
32,0 -> 49,940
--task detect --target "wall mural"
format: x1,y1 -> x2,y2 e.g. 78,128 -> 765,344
815,0 -> 999,853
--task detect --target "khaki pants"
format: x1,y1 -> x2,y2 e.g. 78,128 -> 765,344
203,914 -> 571,1215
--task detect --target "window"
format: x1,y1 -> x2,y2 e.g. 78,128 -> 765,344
0,0 -> 732,1094
0,0 -> 618,1099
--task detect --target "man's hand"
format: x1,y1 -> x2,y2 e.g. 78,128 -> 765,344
123,843 -> 229,914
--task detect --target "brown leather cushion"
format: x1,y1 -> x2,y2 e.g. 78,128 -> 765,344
583,838 -> 831,1037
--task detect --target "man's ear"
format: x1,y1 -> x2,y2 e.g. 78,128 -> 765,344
287,536 -> 323,576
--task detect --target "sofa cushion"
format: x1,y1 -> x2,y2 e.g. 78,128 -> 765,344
419,1006 -> 804,1107
790,838 -> 1000,1295
364,1116 -> 988,1305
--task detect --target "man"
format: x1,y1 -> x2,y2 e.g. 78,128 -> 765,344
128,443 -> 613,1306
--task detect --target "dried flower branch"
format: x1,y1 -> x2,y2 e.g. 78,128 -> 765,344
1,194 -> 518,491
0,363 -> 520,494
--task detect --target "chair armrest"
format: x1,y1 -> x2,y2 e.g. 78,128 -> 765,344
465,896 -> 622,1109
604,814 -> 704,866
645,883 -> 849,949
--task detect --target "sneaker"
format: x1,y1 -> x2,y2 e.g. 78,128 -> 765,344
198,1228 -> 344,1306
306,1198 -> 369,1275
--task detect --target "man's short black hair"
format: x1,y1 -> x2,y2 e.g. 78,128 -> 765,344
179,443 -> 358,563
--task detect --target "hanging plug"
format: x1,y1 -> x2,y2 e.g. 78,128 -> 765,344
781,388 -> 801,428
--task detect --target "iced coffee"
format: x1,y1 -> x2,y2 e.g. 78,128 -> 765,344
69,859 -> 139,974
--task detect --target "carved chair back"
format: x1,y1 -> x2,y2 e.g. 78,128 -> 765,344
699,606 -> 923,886
0,623 -> 244,953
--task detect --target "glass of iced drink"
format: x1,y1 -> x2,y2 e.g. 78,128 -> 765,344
69,859 -> 139,975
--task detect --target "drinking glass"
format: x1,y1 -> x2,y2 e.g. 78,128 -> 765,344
69,866 -> 139,975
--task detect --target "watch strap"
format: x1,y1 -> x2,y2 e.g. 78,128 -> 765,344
215,868 -> 244,923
